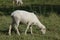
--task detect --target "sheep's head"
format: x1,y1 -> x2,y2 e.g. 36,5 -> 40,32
37,22 -> 46,34
41,27 -> 46,34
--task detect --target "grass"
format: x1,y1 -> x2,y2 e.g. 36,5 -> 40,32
0,13 -> 60,40
0,0 -> 60,40
0,0 -> 60,7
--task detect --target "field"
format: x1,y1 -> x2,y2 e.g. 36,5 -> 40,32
0,0 -> 60,40
0,13 -> 60,40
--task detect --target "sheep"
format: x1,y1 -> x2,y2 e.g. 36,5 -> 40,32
13,0 -> 23,5
8,10 -> 46,36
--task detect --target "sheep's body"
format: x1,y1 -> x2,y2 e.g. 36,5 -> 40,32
9,10 -> 46,36
13,0 -> 23,5
11,10 -> 39,25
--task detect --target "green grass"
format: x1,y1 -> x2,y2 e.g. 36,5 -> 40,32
0,0 -> 60,40
0,13 -> 60,40
0,0 -> 60,7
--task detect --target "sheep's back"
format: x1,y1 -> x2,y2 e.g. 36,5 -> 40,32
11,10 -> 39,24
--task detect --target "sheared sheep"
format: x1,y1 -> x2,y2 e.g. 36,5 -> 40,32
9,10 -> 46,36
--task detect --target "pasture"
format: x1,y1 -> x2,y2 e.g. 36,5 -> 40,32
0,13 -> 60,40
0,0 -> 60,40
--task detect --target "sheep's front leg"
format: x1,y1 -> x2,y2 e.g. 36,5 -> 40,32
30,26 -> 33,34
25,22 -> 31,35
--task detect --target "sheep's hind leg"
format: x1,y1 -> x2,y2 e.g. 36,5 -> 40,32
8,18 -> 15,36
9,25 -> 12,36
14,18 -> 20,36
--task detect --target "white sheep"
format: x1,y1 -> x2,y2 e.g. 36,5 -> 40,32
9,10 -> 46,36
13,0 -> 23,5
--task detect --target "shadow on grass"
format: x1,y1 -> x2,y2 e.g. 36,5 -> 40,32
0,29 -> 8,35
0,28 -> 22,35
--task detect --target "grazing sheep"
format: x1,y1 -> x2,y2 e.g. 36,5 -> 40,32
13,0 -> 23,5
9,10 -> 46,36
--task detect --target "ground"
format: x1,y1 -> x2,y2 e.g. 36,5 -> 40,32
0,13 -> 60,40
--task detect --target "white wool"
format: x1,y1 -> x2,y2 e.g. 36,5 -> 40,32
11,10 -> 40,24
